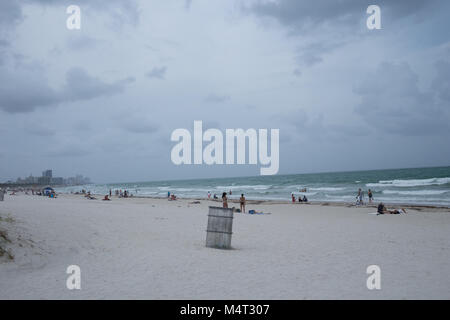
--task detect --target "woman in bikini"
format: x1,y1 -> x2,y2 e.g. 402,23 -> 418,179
240,194 -> 246,213
222,192 -> 228,208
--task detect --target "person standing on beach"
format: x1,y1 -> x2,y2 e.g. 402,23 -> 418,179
368,189 -> 373,203
292,193 -> 296,203
240,194 -> 246,213
356,188 -> 364,205
222,192 -> 228,208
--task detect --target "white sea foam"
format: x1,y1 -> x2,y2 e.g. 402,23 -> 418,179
309,187 -> 345,191
216,185 -> 272,190
382,190 -> 448,196
366,177 -> 450,188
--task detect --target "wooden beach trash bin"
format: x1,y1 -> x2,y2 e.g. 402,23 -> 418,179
206,206 -> 234,249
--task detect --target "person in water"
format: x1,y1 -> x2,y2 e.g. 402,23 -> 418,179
222,192 -> 228,208
368,189 -> 373,203
240,194 -> 246,213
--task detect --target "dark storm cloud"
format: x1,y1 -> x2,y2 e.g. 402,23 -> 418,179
0,66 -> 134,113
354,61 -> 450,136
146,66 -> 167,80
248,0 -> 439,31
1,0 -> 140,31
0,1 -> 22,64
0,1 -> 22,28
248,0 -> 441,71
26,0 -> 141,26
0,68 -> 60,113
63,67 -> 134,101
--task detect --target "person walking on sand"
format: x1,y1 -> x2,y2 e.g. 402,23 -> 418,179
368,189 -> 373,203
240,194 -> 246,213
222,192 -> 228,208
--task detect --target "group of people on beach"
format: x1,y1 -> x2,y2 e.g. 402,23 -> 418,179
291,194 -> 308,203
76,189 -> 134,201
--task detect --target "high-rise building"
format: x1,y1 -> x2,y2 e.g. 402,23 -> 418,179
42,170 -> 53,178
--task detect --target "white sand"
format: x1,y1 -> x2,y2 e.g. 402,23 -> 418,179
1,193 -> 449,299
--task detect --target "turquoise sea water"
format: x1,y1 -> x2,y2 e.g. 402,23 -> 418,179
57,166 -> 450,207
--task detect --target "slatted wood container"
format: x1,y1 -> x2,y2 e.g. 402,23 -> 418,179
206,206 -> 234,249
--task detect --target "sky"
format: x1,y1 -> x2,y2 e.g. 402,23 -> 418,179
0,0 -> 449,183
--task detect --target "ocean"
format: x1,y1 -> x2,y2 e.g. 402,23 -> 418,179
56,166 -> 450,207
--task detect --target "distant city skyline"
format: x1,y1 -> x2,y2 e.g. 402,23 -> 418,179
7,169 -> 91,186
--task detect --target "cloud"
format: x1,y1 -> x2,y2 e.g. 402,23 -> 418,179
25,125 -> 55,137
26,0 -> 141,27
248,0 -> 439,31
45,145 -> 91,158
204,94 -> 231,103
0,68 -> 60,113
185,0 -> 193,10
122,119 -> 159,134
63,67 -> 134,101
66,35 -> 100,51
248,0 -> 441,70
432,60 -> 450,102
0,1 -> 22,29
354,61 -> 450,135
0,66 -> 134,113
146,66 -> 167,80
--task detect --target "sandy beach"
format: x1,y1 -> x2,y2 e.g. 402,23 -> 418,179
1,193 -> 449,299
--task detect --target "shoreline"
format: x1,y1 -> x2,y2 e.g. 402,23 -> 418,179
59,192 -> 450,212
